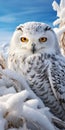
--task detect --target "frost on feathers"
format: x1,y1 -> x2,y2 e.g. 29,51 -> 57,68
52,0 -> 65,55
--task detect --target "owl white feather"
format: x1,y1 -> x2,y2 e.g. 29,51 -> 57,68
8,22 -> 65,121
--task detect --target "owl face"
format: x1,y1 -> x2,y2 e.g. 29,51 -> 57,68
9,22 -> 60,57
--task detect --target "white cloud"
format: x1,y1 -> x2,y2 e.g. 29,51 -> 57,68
0,8 -> 43,24
0,15 -> 16,23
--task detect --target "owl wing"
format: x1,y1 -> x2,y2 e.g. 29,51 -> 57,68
47,55 -> 65,109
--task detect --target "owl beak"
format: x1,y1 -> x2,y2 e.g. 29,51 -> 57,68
31,43 -> 36,53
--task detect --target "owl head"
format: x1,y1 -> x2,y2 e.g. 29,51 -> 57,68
9,22 -> 60,57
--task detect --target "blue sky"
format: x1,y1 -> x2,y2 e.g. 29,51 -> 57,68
0,0 -> 59,42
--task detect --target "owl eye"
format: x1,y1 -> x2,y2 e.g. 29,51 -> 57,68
39,37 -> 47,43
20,37 -> 29,43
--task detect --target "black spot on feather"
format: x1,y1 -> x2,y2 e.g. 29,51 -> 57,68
44,26 -> 52,31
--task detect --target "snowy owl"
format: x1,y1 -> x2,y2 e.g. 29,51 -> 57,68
8,22 -> 65,121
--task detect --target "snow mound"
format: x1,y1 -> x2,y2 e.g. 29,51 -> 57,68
0,68 -> 65,130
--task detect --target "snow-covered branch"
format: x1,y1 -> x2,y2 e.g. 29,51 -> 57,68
52,0 -> 65,25
52,0 -> 65,55
0,68 -> 64,130
54,25 -> 65,40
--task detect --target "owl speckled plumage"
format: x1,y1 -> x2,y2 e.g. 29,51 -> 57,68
8,22 -> 65,121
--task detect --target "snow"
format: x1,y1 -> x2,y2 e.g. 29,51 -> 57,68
54,25 -> 65,40
0,89 -> 54,130
52,0 -> 65,55
52,0 -> 65,25
22,105 -> 55,130
52,0 -> 65,32
52,0 -> 65,22
5,91 -> 55,130
52,1 -> 60,17
0,86 -> 16,95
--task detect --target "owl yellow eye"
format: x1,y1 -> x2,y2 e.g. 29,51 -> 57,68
39,37 -> 47,43
20,37 -> 29,43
